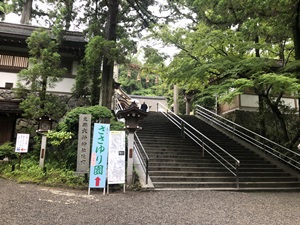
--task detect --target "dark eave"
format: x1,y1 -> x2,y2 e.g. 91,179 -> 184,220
0,99 -> 22,114
0,22 -> 86,42
0,22 -> 86,57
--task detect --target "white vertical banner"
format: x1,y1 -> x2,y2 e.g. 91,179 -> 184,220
15,133 -> 30,153
77,114 -> 91,173
108,131 -> 126,184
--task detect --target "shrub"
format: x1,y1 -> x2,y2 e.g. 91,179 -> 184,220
0,105 -> 125,188
46,130 -> 73,146
58,105 -> 112,134
44,105 -> 120,170
0,142 -> 17,160
0,158 -> 86,188
111,120 -> 125,131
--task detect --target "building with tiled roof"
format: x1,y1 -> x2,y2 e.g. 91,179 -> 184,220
0,22 -> 86,144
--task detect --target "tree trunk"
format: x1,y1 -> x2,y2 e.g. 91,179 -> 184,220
293,1 -> 300,60
20,0 -> 33,24
263,96 -> 289,145
100,0 -> 119,109
293,1 -> 300,117
255,37 -> 265,136
40,76 -> 47,113
258,95 -> 266,137
91,66 -> 101,105
255,35 -> 260,58
101,58 -> 114,109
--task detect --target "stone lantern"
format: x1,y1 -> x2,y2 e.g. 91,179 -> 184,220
116,104 -> 148,185
37,115 -> 53,133
184,90 -> 196,115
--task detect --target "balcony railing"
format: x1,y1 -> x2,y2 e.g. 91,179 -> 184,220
0,55 -> 28,70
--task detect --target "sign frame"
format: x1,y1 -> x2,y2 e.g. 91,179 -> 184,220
88,123 -> 110,195
15,133 -> 30,153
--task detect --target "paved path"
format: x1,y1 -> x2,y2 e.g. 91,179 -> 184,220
1,178 -> 300,225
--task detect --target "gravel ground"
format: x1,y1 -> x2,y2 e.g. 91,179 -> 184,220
1,178 -> 300,225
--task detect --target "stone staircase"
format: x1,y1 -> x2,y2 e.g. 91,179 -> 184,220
136,112 -> 300,191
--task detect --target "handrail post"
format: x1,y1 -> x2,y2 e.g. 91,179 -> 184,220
201,136 -> 204,156
146,159 -> 149,185
167,109 -> 170,120
236,161 -> 239,190
181,121 -> 185,138
157,103 -> 159,112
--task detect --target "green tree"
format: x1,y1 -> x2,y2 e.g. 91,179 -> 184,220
74,36 -> 116,105
92,0 -> 161,109
0,0 -> 13,20
10,0 -> 173,109
117,46 -> 169,97
17,28 -> 67,120
150,1 -> 300,148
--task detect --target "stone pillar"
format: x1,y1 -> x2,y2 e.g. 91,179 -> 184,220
186,99 -> 191,115
127,132 -> 134,185
39,135 -> 47,168
173,85 -> 179,114
184,91 -> 194,115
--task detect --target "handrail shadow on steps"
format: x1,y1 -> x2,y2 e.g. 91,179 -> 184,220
195,105 -> 300,173
157,102 -> 241,189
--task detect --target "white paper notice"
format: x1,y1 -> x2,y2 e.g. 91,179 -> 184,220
108,131 -> 126,184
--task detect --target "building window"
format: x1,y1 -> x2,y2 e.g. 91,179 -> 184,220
14,56 -> 28,68
0,54 -> 75,77
0,54 -> 28,71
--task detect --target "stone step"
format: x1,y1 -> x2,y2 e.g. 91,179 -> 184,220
151,176 -> 298,182
148,158 -> 231,164
149,162 -> 227,167
147,152 -> 260,158
151,182 -> 238,189
152,181 -> 300,189
149,162 -> 275,168
151,176 -> 237,182
140,142 -> 199,147
137,112 -> 300,190
148,158 -> 268,163
145,145 -> 254,150
148,158 -> 210,163
148,166 -> 284,173
149,171 -> 291,177
147,152 -> 203,156
149,166 -> 230,172
145,147 -> 258,153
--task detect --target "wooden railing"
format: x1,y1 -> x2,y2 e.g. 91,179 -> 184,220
0,54 -> 28,69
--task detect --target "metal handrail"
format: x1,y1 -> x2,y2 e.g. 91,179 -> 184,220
195,105 -> 300,171
157,102 -> 240,189
115,98 -> 123,114
134,133 -> 149,184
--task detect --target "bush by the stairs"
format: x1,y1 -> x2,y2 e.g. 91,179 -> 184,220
58,105 -> 113,134
0,142 -> 17,160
